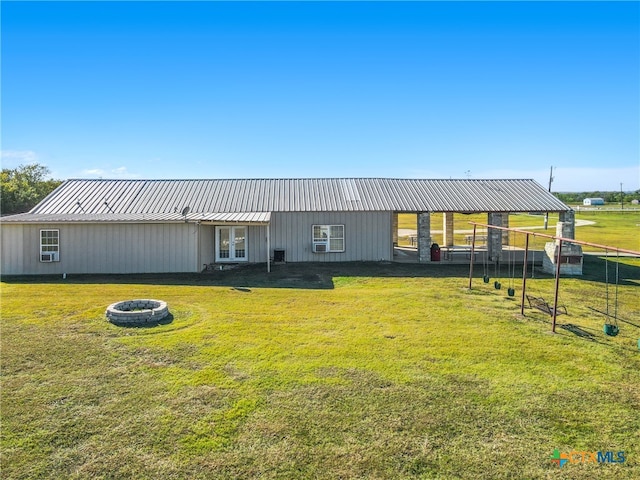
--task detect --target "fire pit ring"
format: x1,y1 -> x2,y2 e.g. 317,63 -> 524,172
106,299 -> 169,325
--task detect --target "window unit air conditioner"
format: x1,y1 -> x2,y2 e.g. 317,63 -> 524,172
41,252 -> 58,262
313,243 -> 328,253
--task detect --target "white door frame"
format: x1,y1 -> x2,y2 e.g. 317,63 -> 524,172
215,225 -> 248,262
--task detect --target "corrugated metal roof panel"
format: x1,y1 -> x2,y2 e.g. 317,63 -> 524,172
23,178 -> 570,217
1,211 -> 271,224
2,212 -> 187,223
196,212 -> 271,223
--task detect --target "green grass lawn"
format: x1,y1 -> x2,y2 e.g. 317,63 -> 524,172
2,260 -> 639,479
573,210 -> 640,252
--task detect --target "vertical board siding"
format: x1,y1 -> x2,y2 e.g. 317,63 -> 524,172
247,225 -> 268,264
270,211 -> 392,262
1,223 -> 198,274
199,225 -> 215,268
2,214 -> 392,275
0,225 -> 25,274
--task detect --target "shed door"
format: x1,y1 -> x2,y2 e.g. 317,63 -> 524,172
215,226 -> 247,262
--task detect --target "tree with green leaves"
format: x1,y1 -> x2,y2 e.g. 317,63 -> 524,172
1,163 -> 62,215
554,190 -> 640,205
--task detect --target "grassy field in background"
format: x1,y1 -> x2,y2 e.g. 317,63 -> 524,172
2,258 -> 639,479
398,210 -> 640,252
572,210 -> 640,252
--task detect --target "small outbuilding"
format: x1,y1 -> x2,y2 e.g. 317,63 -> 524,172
583,197 -> 605,206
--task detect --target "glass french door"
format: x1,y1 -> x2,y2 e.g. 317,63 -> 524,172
215,226 -> 247,262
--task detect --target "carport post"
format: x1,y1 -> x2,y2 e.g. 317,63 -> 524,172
468,224 -> 477,290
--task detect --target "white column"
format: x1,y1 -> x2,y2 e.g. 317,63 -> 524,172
443,212 -> 454,247
392,212 -> 399,246
266,224 -> 271,273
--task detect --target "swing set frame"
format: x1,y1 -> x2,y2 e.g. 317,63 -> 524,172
466,222 -> 640,333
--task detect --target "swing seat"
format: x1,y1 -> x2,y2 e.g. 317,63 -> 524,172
603,324 -> 619,336
526,295 -> 567,316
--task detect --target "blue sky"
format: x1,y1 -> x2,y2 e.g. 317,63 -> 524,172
2,1 -> 638,191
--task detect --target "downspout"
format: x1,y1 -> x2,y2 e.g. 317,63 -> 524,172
468,224 -> 477,290
181,218 -> 200,273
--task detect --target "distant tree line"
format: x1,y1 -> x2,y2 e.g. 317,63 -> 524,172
553,190 -> 640,205
1,164 -> 62,215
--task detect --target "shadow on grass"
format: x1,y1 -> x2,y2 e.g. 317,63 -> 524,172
588,306 -> 640,329
559,323 -> 597,341
496,255 -> 640,287
1,261 -> 474,290
579,254 -> 640,286
2,255 -> 638,290
520,312 -> 638,352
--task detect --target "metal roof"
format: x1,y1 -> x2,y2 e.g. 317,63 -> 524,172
2,178 -> 569,223
0,211 -> 271,224
194,212 -> 271,224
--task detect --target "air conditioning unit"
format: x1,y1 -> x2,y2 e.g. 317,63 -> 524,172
41,252 -> 58,262
313,243 -> 328,253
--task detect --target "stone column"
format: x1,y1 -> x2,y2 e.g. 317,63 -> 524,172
559,210 -> 567,222
556,221 -> 571,242
443,212 -> 454,247
558,210 -> 575,239
418,212 -> 431,263
392,212 -> 399,246
502,214 -> 510,245
487,213 -> 503,262
543,209 -> 582,275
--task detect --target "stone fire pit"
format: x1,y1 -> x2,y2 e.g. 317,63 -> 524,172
106,299 -> 169,325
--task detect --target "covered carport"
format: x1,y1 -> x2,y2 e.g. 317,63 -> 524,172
389,179 -> 571,264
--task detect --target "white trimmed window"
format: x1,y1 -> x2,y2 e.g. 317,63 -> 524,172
40,229 -> 60,262
312,225 -> 345,253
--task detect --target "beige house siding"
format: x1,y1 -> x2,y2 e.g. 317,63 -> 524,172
248,225 -> 269,263
1,224 -> 25,275
269,211 -> 392,262
1,213 -> 391,275
1,222 -> 198,275
199,224 -> 215,268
